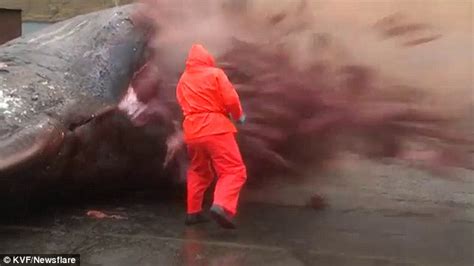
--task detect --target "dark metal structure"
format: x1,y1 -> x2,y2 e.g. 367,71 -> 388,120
0,8 -> 22,45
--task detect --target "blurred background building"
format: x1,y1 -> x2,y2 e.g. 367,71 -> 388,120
0,8 -> 22,44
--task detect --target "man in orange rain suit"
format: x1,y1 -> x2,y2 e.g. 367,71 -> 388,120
176,44 -> 247,229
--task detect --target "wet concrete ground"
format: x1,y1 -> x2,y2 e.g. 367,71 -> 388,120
1,197 -> 473,266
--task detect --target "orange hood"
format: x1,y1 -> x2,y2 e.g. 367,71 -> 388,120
185,44 -> 216,69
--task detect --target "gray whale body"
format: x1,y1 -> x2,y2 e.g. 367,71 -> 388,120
0,5 -> 176,203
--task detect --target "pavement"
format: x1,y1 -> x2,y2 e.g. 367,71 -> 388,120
1,196 -> 473,266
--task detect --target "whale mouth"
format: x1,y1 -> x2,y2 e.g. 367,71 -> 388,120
0,116 -> 65,174
0,101 -> 125,177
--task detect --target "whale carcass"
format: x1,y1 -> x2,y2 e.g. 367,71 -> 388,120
0,5 -> 184,202
1,2 -> 473,206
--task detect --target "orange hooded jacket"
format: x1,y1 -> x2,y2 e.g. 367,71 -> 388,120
176,44 -> 244,141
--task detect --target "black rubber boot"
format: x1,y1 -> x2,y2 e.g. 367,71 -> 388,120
210,205 -> 236,229
185,212 -> 209,226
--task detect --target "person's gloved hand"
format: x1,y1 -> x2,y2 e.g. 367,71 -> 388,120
238,114 -> 246,125
228,113 -> 246,124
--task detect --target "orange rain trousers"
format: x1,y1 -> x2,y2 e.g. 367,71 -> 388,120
186,133 -> 247,216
